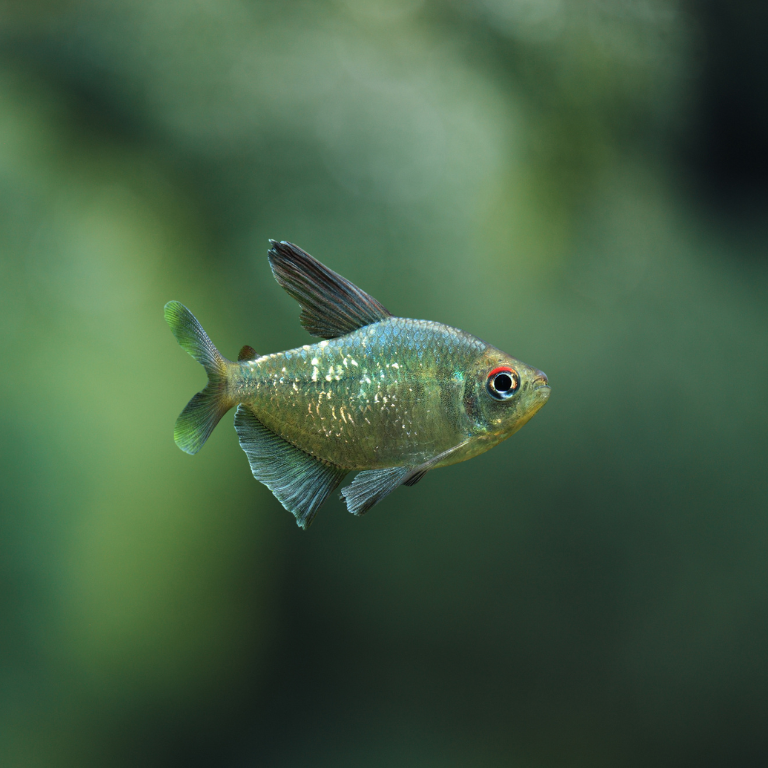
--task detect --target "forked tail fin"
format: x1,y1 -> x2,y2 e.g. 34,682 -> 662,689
164,301 -> 232,454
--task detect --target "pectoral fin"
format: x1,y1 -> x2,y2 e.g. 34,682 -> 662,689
268,240 -> 392,338
341,439 -> 471,516
234,405 -> 347,529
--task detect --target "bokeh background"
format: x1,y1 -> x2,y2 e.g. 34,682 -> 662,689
1,1 -> 767,766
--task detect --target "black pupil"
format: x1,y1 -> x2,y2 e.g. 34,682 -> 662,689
494,372 -> 513,392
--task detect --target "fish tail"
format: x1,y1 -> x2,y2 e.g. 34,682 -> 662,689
164,301 -> 233,455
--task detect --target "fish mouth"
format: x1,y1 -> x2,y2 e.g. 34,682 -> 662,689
532,371 -> 550,401
532,371 -> 549,395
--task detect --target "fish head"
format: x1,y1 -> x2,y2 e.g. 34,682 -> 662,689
464,346 -> 550,444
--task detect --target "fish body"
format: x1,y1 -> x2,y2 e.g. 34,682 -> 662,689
165,241 -> 550,528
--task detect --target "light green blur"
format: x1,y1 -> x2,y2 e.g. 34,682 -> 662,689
1,2 -> 767,767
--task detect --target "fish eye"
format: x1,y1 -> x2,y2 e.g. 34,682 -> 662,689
486,366 -> 520,400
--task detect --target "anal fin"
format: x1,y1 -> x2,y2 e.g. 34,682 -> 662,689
234,405 -> 347,529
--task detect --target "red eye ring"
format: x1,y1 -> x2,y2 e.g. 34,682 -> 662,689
486,366 -> 520,400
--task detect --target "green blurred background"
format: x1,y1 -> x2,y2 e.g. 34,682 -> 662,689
1,1 -> 767,766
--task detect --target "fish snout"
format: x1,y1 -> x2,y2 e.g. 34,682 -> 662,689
533,370 -> 548,388
532,370 -> 550,403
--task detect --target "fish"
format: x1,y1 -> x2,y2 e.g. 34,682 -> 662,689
165,241 -> 550,529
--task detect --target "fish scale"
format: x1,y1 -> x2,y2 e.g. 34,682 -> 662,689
231,318 -> 486,470
164,240 -> 550,528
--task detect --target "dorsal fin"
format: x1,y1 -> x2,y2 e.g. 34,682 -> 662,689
237,345 -> 258,361
268,240 -> 392,339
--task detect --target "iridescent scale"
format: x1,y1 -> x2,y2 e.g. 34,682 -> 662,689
230,318 -> 487,470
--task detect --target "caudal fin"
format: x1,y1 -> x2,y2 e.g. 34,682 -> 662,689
164,301 -> 232,454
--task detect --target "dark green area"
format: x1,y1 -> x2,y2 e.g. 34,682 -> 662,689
1,2 -> 766,766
